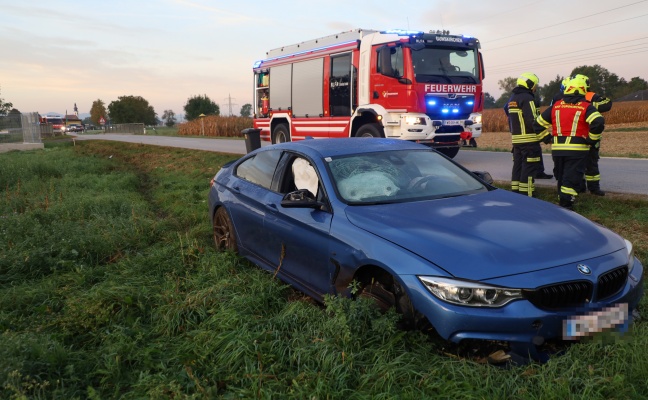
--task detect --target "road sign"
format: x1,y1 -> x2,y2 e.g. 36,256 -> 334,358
99,116 -> 106,125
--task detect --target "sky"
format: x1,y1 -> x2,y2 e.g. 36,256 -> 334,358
1,0 -> 647,119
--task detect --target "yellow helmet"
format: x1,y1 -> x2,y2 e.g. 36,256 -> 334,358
517,72 -> 539,90
564,74 -> 589,95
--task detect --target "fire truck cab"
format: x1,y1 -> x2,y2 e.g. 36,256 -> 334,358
253,29 -> 484,158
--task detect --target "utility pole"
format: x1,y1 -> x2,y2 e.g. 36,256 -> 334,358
223,94 -> 237,116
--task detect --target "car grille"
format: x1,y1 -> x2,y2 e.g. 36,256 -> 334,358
523,281 -> 593,310
596,266 -> 628,301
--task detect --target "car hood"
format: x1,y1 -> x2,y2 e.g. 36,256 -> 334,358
344,190 -> 625,280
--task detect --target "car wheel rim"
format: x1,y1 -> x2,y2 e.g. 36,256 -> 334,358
213,211 -> 232,250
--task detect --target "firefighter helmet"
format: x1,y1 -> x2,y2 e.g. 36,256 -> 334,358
559,77 -> 569,92
517,72 -> 539,90
564,75 -> 589,95
572,74 -> 591,91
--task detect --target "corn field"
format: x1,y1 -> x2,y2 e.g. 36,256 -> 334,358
176,103 -> 648,136
483,100 -> 648,132
177,115 -> 252,137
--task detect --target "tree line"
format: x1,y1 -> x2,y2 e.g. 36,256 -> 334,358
484,64 -> 648,109
0,87 -> 253,128
89,95 -> 253,128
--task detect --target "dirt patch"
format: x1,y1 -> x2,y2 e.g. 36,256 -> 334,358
478,125 -> 648,158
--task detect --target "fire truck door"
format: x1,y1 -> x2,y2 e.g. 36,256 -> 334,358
375,46 -> 407,109
329,53 -> 353,118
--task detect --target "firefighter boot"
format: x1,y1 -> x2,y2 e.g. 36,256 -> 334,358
559,195 -> 575,210
588,182 -> 605,196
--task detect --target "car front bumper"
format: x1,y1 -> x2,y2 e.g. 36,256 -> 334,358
401,257 -> 644,359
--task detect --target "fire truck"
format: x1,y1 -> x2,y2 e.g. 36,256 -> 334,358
40,115 -> 66,133
252,28 -> 485,158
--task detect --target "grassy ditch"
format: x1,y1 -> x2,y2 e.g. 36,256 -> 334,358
1,141 -> 647,399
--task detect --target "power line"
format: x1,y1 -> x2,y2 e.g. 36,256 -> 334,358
487,48 -> 648,77
487,36 -> 648,70
486,13 -> 648,51
487,43 -> 648,74
486,0 -> 648,44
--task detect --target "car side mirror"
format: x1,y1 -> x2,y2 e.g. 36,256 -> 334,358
281,189 -> 324,209
471,170 -> 494,184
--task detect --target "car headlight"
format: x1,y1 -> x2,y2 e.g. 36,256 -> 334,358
470,113 -> 482,124
404,116 -> 426,125
419,276 -> 523,307
625,239 -> 635,273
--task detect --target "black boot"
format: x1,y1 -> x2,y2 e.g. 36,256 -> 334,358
559,196 -> 575,210
537,172 -> 553,179
588,183 -> 605,196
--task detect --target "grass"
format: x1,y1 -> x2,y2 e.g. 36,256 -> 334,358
1,141 -> 646,399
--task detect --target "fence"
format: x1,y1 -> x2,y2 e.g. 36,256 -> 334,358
103,123 -> 146,135
0,112 -> 42,144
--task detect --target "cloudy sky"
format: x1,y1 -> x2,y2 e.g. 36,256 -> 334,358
1,0 -> 647,118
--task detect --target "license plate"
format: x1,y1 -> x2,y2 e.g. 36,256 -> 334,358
444,120 -> 462,125
563,303 -> 628,340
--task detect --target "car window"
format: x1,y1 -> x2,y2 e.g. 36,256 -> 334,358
327,149 -> 486,203
235,150 -> 281,189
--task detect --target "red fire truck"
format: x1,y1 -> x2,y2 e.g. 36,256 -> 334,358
252,29 -> 485,158
40,115 -> 66,133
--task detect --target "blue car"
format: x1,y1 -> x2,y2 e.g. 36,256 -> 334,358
208,138 -> 644,360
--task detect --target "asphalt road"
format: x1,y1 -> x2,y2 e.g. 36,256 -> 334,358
74,133 -> 648,196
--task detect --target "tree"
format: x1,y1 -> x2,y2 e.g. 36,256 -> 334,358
538,74 -> 565,106
483,92 -> 497,109
90,99 -> 108,125
162,109 -> 177,127
0,85 -> 13,116
494,76 -> 517,108
614,76 -> 648,99
107,95 -> 157,125
570,65 -> 620,97
240,103 -> 252,118
183,95 -> 219,121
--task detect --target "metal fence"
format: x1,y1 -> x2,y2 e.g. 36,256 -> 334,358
0,112 -> 42,144
103,123 -> 146,135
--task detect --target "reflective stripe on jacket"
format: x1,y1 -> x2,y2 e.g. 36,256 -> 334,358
504,87 -> 546,144
534,95 -> 605,155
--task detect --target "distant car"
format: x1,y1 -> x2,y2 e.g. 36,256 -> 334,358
66,124 -> 83,132
208,138 -> 644,361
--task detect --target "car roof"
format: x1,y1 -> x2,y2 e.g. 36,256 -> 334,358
267,138 -> 429,158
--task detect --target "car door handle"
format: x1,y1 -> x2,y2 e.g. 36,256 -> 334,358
265,203 -> 278,212
231,186 -> 241,194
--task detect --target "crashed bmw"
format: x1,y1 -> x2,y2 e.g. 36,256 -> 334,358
208,138 -> 643,360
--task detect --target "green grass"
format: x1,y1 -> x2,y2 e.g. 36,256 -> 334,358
1,141 -> 646,399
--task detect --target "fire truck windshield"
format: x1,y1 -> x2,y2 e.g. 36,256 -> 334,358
411,47 -> 480,84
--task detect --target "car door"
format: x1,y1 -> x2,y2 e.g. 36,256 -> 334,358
262,153 -> 335,297
226,149 -> 282,262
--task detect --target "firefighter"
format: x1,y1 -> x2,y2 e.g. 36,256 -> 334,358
504,72 -> 549,197
534,75 -> 605,209
551,74 -> 612,195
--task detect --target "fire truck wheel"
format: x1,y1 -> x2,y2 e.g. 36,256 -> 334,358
356,123 -> 384,138
272,123 -> 291,144
437,146 -> 460,159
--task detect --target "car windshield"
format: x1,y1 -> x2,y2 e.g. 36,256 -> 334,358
327,149 -> 487,204
411,46 -> 480,84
